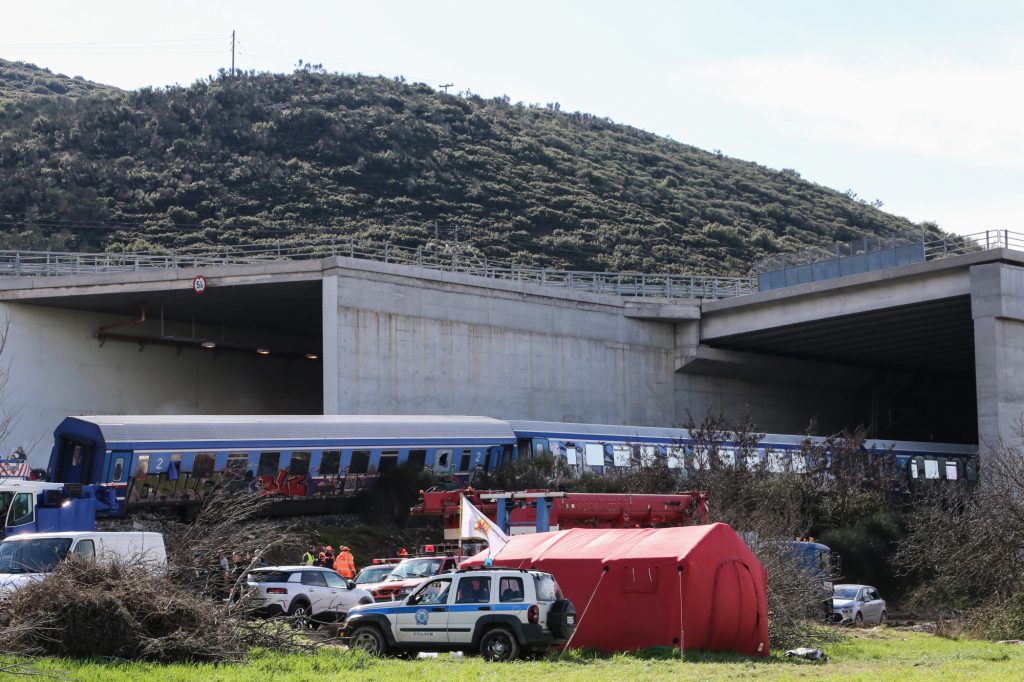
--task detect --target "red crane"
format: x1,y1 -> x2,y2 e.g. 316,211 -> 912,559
411,488 -> 709,540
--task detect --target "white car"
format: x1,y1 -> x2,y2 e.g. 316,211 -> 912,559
831,584 -> 887,626
245,565 -> 374,627
0,531 -> 166,594
342,568 -> 576,660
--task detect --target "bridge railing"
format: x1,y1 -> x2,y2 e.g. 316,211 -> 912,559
0,238 -> 757,300
755,229 -> 1024,291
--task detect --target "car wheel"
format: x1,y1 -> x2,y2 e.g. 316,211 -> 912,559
287,600 -> 312,629
879,610 -> 887,626
480,626 -> 520,662
348,624 -> 388,656
854,612 -> 863,628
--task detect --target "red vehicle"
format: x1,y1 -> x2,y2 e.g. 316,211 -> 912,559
411,489 -> 709,540
360,545 -> 467,601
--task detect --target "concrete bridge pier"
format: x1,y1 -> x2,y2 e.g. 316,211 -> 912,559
972,262 -> 1024,450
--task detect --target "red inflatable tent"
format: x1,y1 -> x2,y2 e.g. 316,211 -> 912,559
463,523 -> 768,655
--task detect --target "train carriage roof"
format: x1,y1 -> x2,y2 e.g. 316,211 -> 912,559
507,420 -> 976,455
55,415 -> 517,451
508,420 -> 689,442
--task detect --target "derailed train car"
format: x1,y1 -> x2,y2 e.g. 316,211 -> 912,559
47,415 -> 978,517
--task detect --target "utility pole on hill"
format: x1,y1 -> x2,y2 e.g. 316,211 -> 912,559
231,30 -> 236,76
439,83 -> 453,93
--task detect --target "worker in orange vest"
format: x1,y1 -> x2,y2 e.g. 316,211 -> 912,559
335,546 -> 356,579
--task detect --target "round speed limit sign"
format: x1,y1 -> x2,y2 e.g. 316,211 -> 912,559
192,275 -> 208,295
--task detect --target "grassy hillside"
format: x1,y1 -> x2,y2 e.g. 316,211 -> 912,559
0,67 -> 934,274
0,59 -> 117,101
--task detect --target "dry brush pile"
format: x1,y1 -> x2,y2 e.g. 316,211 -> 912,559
0,490 -> 312,662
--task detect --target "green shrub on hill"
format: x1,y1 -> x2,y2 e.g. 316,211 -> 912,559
0,67 -> 936,274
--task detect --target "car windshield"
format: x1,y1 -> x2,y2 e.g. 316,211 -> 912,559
355,564 -> 395,584
387,558 -> 442,580
833,586 -> 860,600
0,538 -> 73,574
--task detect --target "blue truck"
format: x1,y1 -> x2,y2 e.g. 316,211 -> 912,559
0,477 -> 116,538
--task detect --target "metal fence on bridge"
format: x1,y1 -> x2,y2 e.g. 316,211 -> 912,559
0,238 -> 757,300
755,230 -> 1024,291
2,229 -> 1018,300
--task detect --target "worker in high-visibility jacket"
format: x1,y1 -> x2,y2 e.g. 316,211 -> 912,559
334,546 -> 356,579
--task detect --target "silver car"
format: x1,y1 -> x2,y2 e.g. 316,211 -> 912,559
831,584 -> 887,626
245,565 -> 375,627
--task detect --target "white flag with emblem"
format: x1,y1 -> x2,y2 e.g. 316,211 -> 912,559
459,495 -> 509,556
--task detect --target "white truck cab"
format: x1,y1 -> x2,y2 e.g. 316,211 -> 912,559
0,531 -> 166,593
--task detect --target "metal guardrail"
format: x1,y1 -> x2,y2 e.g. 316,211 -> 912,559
754,229 -> 1024,291
756,229 -> 1024,274
5,229 -> 1014,300
0,238 -> 757,300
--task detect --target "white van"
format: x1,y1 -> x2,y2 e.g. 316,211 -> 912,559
0,531 -> 166,593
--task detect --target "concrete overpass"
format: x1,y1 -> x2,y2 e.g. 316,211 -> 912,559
0,242 -> 1019,464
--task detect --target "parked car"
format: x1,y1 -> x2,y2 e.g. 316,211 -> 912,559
362,554 -> 459,601
245,565 -> 374,627
831,584 -> 887,626
354,562 -> 398,586
342,567 -> 576,660
0,531 -> 166,594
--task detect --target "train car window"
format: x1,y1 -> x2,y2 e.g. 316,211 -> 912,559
349,450 -> 370,475
169,454 -> 182,480
379,451 -> 399,473
584,444 -> 604,466
945,461 -> 958,480
612,445 -> 631,467
666,447 -> 685,469
408,449 -> 427,469
192,453 -> 216,478
640,445 -> 659,466
136,455 -> 150,476
718,448 -> 736,468
744,452 -> 761,470
458,450 -> 472,472
532,439 -> 550,458
225,453 -> 249,480
289,452 -> 311,476
111,457 -> 125,482
434,449 -> 453,472
258,452 -> 281,478
924,459 -> 940,479
319,451 -> 341,475
789,454 -> 806,474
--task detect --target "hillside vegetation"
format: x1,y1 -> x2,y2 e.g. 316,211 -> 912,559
0,59 -> 117,101
0,67 -> 932,274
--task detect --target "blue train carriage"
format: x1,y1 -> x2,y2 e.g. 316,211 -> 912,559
507,420 -> 978,483
47,415 -> 518,516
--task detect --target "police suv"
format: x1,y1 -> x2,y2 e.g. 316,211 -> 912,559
342,567 -> 576,660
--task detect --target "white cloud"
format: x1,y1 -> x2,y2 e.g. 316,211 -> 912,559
676,56 -> 1024,169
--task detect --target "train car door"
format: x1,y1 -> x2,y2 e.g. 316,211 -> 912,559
55,438 -> 94,484
106,451 -> 129,486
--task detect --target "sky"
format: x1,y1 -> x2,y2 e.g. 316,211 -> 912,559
2,0 -> 1021,237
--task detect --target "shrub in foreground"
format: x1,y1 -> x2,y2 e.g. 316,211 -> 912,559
0,559 -> 308,662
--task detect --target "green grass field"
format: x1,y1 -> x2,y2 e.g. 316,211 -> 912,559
3,630 -> 1022,682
